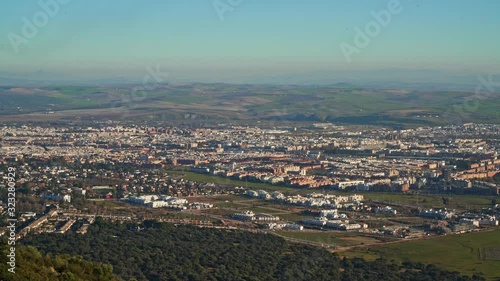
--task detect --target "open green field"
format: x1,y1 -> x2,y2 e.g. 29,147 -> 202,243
214,201 -> 249,209
277,230 -> 396,247
361,192 -> 498,210
341,229 -> 500,280
92,200 -> 124,208
2,84 -> 500,125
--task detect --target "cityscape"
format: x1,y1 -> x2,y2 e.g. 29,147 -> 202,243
1,121 -> 499,280
1,1 -> 500,280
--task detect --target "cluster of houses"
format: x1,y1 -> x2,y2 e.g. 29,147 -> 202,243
127,195 -> 213,210
231,211 -> 280,222
302,217 -> 368,231
419,208 -> 454,220
265,223 -> 304,231
43,193 -> 72,203
420,208 -> 499,230
457,212 -> 499,227
374,206 -> 398,215
228,199 -> 370,232
14,208 -> 93,239
230,206 -> 368,231
245,190 -> 364,208
300,208 -> 368,231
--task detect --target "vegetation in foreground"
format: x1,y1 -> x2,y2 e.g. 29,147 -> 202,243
21,219 -> 485,281
0,240 -> 121,281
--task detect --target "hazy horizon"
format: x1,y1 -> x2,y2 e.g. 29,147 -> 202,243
1,0 -> 499,86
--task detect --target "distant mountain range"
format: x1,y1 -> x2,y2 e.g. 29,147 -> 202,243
0,68 -> 487,91
0,82 -> 499,126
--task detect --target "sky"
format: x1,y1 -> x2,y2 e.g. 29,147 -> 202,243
0,0 -> 499,84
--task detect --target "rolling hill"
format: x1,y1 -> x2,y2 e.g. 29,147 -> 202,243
0,83 -> 499,126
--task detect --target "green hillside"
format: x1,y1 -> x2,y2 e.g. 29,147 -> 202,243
1,84 -> 499,126
0,240 -> 121,281
342,229 -> 500,280
20,219 -> 486,281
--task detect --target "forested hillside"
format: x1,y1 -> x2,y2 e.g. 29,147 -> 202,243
0,239 -> 121,281
20,219 -> 485,281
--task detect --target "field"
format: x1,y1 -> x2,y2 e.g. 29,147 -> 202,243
361,192 -> 498,210
1,84 -> 500,126
483,247 -> 500,261
276,230 -> 396,247
341,229 -> 500,280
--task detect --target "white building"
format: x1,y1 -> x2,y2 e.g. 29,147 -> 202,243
320,209 -> 338,218
232,211 -> 255,221
246,190 -> 259,197
336,181 -> 365,190
44,193 -> 71,203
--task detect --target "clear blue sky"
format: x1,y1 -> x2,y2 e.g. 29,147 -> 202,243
1,0 -> 499,82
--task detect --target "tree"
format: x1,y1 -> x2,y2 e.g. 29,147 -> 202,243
20,222 -> 484,281
442,197 -> 450,205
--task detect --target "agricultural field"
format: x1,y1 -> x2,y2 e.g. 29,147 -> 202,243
2,83 -> 500,126
341,229 -> 500,280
